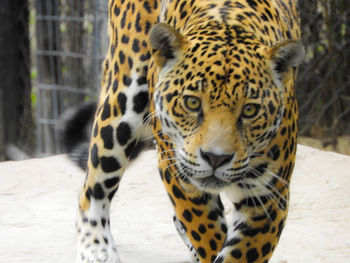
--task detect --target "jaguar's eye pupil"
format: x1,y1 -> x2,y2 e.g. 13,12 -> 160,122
184,96 -> 201,111
242,103 -> 259,118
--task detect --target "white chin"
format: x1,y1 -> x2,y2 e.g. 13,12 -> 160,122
190,176 -> 229,194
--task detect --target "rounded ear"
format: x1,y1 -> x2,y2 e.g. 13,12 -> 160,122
269,40 -> 305,85
150,23 -> 186,68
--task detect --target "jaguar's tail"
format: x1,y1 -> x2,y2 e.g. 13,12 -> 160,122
60,102 -> 96,170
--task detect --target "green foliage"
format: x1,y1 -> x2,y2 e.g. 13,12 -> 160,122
61,66 -> 67,74
30,70 -> 37,80
316,44 -> 324,53
340,24 -> 346,37
84,94 -> 98,102
29,4 -> 35,26
31,90 -> 37,108
60,23 -> 67,33
30,70 -> 37,108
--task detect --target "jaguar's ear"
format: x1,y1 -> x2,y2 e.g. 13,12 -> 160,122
150,23 -> 186,69
268,40 -> 305,85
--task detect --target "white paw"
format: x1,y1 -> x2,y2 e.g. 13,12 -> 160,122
77,244 -> 121,263
76,220 -> 120,263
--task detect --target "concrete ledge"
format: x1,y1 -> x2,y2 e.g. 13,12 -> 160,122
0,145 -> 349,262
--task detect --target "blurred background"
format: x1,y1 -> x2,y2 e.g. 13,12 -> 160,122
0,0 -> 349,161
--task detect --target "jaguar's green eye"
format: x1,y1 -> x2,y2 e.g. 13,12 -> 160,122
184,96 -> 201,111
242,103 -> 260,118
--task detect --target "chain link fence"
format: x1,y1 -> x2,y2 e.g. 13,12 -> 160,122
297,1 -> 350,138
31,0 -> 350,156
33,0 -> 108,155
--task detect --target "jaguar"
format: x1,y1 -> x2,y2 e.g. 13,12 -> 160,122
63,0 -> 304,262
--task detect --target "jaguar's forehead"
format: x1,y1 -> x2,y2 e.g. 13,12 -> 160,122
181,34 -> 266,76
167,39 -> 270,100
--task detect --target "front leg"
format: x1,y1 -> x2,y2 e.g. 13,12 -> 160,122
77,121 -> 150,262
75,0 -> 160,259
77,69 -> 151,262
157,153 -> 228,263
214,186 -> 289,263
173,215 -> 200,263
76,117 -> 125,263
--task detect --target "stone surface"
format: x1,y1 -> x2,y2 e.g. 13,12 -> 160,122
0,145 -> 349,262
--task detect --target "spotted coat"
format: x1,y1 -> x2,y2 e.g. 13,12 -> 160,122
74,0 -> 304,262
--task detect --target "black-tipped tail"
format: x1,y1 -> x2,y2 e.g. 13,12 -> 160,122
60,102 -> 97,170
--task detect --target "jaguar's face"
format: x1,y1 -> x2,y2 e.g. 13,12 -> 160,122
154,47 -> 284,193
150,23 -> 304,192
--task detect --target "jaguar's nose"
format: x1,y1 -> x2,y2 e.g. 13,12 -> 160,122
200,150 -> 233,170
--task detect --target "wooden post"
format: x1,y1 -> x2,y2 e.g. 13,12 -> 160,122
0,1 -> 34,160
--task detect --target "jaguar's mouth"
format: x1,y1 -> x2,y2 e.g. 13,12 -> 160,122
177,161 -> 246,192
189,174 -> 233,193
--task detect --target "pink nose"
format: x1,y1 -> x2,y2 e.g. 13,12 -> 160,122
200,150 -> 233,170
